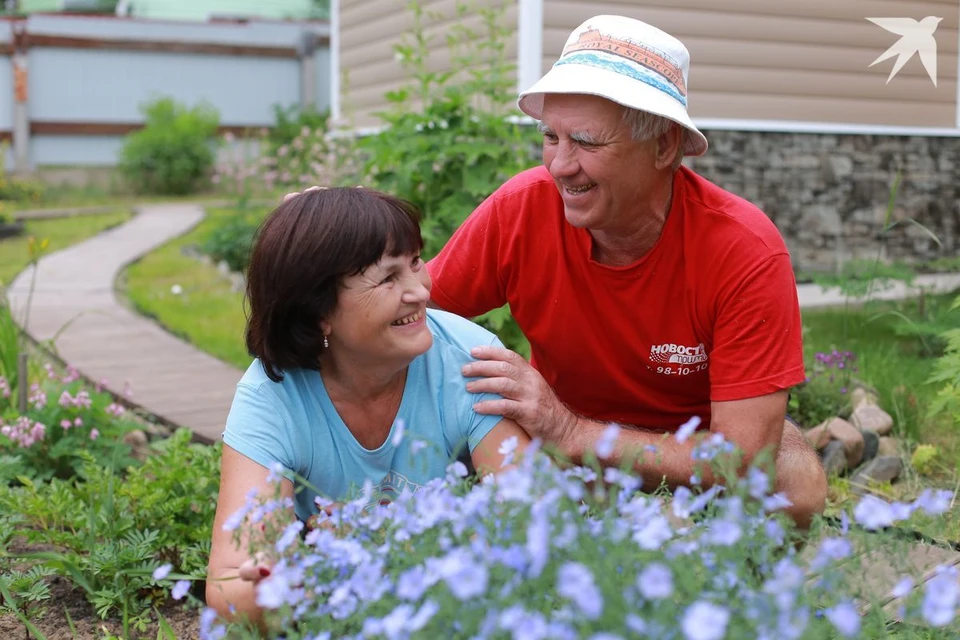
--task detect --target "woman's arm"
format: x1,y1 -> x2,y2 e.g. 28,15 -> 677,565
470,417 -> 532,475
206,444 -> 295,629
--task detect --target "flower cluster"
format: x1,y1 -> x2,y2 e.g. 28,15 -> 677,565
0,363 -> 140,482
789,349 -> 860,427
194,428 -> 957,639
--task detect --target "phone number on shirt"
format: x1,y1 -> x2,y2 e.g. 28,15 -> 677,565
654,363 -> 709,376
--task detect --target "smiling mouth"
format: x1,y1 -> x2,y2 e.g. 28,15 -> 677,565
565,183 -> 596,194
392,309 -> 424,326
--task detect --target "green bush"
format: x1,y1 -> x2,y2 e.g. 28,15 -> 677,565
119,97 -> 221,196
268,103 -> 329,156
1,428 -> 219,626
787,349 -> 857,428
200,211 -> 262,273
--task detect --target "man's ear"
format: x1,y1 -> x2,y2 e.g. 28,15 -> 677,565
654,124 -> 684,171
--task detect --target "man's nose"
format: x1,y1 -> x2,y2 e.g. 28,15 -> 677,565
547,142 -> 579,177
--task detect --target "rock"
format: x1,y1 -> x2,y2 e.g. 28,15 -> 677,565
804,423 -> 831,450
861,429 -> 879,463
122,429 -> 151,460
850,456 -> 904,493
821,440 -> 848,476
851,387 -> 879,411
878,437 -> 902,458
851,405 -> 894,436
819,417 -> 865,468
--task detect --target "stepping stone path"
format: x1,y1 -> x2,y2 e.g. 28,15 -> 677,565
6,204 -> 243,443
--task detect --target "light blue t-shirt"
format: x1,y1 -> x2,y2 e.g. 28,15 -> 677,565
221,309 -> 505,522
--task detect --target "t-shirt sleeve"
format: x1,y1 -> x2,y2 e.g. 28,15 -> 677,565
222,382 -> 300,475
708,253 -> 806,402
426,194 -> 507,318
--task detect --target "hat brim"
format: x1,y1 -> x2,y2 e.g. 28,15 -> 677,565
517,64 -> 708,157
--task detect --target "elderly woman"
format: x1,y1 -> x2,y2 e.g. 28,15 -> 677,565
206,187 -> 530,623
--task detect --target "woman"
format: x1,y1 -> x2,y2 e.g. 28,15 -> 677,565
206,187 -> 531,625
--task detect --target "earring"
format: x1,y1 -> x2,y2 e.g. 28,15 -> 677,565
323,334 -> 329,349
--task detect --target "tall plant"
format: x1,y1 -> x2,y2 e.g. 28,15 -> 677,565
353,0 -> 540,355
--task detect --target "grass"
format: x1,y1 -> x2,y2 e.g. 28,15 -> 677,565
119,206 -> 270,370
800,289 -> 960,540
0,211 -> 132,287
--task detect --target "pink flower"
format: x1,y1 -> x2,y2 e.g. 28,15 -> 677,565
89,428 -> 100,441
59,391 -> 73,407
74,391 -> 92,409
44,364 -> 56,379
106,403 -> 126,417
74,417 -> 83,427
60,419 -> 72,429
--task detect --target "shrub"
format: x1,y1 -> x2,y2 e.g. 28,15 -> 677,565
788,350 -> 858,428
119,97 -> 220,195
199,428 -> 957,638
1,428 -> 219,626
927,294 -> 960,431
268,103 -> 330,156
200,211 -> 262,273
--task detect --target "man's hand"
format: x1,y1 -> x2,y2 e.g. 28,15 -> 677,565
463,345 -> 576,447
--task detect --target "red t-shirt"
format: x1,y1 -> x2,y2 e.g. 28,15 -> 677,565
426,165 -> 805,431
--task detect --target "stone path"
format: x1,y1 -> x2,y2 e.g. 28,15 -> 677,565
6,204 -> 243,443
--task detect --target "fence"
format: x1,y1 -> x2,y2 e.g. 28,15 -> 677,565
0,13 -> 331,173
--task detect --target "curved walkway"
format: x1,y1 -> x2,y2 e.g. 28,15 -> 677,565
6,204 -> 243,443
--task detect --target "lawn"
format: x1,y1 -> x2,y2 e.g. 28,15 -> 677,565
118,207 -> 269,371
0,211 -> 132,287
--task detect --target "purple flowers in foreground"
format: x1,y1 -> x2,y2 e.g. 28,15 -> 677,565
192,430 -> 958,639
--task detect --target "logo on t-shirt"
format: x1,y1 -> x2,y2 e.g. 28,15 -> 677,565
649,342 -> 708,365
368,470 -> 423,508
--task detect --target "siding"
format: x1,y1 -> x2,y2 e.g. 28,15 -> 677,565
339,0 -> 519,128
541,0 -> 959,127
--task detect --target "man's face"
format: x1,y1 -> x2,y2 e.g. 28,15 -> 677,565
539,94 -> 660,233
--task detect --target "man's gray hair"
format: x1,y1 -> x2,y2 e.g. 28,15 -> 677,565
621,107 -> 686,169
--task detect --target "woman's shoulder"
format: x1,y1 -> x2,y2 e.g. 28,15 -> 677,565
425,309 -> 501,357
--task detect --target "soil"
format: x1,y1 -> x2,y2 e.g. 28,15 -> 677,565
0,540 -> 201,640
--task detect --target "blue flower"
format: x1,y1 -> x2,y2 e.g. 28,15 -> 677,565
913,488 -> 953,515
199,608 -> 226,640
747,467 -> 770,499
681,601 -> 730,640
676,416 -> 701,443
595,423 -> 620,459
703,520 -> 742,547
171,579 -> 191,600
824,601 -> 860,637
922,565 -> 958,627
557,562 -> 603,619
152,564 -> 172,581
498,605 -> 549,640
636,562 -> 673,600
811,537 -> 852,571
276,520 -> 304,553
853,495 -> 896,530
632,515 -> 673,550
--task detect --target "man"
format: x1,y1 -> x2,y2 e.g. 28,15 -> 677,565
425,15 -> 827,526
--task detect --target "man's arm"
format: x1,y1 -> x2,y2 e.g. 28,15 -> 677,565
464,346 -> 827,526
554,392 -> 786,489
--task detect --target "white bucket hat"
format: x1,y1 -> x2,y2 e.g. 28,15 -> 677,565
518,15 -> 708,156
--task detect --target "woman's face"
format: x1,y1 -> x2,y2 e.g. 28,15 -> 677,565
322,251 -> 433,366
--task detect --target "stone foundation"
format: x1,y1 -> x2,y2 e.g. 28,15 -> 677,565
684,129 -> 960,274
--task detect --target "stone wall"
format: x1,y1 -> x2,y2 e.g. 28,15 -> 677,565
684,129 -> 960,274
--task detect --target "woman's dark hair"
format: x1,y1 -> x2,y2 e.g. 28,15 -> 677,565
245,187 -> 423,382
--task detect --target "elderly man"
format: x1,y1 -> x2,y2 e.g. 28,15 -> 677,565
425,15 -> 827,526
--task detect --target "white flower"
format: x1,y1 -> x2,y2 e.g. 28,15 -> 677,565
170,284 -> 183,295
